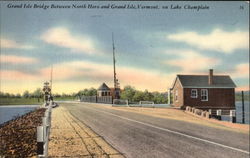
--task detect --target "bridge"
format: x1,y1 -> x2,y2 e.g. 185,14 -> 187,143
48,101 -> 249,158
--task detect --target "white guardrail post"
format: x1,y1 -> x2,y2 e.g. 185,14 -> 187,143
37,126 -> 44,155
230,110 -> 236,123
37,104 -> 52,157
216,109 -> 222,120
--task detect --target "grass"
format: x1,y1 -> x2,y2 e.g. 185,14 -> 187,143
53,96 -> 76,101
0,97 -> 77,105
0,98 -> 42,105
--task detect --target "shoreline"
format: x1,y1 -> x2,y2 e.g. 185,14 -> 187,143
0,105 -> 40,125
0,104 -> 40,107
0,107 -> 39,128
0,108 -> 45,157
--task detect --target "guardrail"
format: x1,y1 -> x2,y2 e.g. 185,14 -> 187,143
185,106 -> 236,123
215,109 -> 236,123
37,104 -> 52,157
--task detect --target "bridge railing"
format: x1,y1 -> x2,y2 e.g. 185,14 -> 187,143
185,106 -> 236,123
80,95 -> 113,104
37,103 -> 52,157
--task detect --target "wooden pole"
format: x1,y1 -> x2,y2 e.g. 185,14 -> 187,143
241,91 -> 245,124
112,33 -> 117,98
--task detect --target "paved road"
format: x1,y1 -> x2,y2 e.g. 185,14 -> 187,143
63,102 -> 249,158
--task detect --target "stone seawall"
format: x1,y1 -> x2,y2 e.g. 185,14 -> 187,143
0,108 -> 45,157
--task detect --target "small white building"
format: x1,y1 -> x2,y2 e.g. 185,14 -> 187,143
97,83 -> 111,97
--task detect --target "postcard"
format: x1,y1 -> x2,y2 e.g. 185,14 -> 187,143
0,1 -> 249,158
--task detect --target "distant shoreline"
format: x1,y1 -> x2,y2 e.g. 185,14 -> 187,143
0,105 -> 39,107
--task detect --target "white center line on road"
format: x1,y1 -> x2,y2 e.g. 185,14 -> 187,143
82,105 -> 250,155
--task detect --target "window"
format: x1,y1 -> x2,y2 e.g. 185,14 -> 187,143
175,90 -> 178,102
191,89 -> 198,98
201,89 -> 208,101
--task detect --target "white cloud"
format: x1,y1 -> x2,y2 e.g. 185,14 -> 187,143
1,70 -> 38,80
236,85 -> 249,92
231,63 -> 249,79
167,29 -> 249,53
40,60 -> 174,92
0,55 -> 38,64
41,27 -> 99,54
1,38 -> 34,49
164,50 -> 221,73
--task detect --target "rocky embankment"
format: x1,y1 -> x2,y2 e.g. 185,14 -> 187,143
0,108 -> 46,157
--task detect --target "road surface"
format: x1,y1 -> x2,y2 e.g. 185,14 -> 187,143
62,102 -> 249,158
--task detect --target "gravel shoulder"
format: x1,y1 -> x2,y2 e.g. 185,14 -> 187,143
48,106 -> 124,158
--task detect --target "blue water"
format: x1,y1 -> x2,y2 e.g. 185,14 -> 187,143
0,105 -> 39,125
235,101 -> 249,124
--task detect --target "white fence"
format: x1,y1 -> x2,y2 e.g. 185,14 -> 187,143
80,96 -> 113,104
185,106 -> 236,123
37,103 -> 52,157
112,99 -> 129,106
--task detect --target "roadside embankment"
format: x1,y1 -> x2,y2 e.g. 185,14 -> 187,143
48,106 -> 124,157
0,108 -> 46,157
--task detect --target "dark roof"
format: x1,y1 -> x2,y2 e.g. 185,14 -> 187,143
176,75 -> 236,88
98,83 -> 110,91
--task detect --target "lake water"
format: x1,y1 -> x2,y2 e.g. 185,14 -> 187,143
0,105 -> 39,125
235,101 -> 249,124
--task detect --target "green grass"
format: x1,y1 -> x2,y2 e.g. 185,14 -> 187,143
0,97 -> 77,105
53,96 -> 76,101
0,98 -> 43,105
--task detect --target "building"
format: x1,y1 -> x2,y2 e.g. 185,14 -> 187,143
97,83 -> 111,97
169,69 -> 236,110
97,83 -> 121,99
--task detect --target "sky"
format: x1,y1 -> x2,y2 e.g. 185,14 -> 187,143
0,1 -> 249,94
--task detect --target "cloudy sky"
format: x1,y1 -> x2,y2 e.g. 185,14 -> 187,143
0,1 -> 249,94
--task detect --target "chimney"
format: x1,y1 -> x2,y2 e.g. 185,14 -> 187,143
209,69 -> 213,85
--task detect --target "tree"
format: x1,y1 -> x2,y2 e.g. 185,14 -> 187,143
33,88 -> 43,102
16,93 -> 21,98
133,91 -> 145,102
22,90 -> 30,98
78,88 -> 97,96
120,85 -> 136,102
87,88 -> 97,96
0,92 -> 4,97
143,90 -> 154,101
152,92 -> 168,104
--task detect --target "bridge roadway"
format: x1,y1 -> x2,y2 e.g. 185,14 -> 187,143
62,102 -> 249,158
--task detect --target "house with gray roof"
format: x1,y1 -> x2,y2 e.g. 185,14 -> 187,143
169,69 -> 236,110
97,83 -> 111,97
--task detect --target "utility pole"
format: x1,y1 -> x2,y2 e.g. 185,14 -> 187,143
112,33 -> 120,99
241,91 -> 245,124
49,65 -> 53,102
50,65 -> 53,93
112,33 -> 117,90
